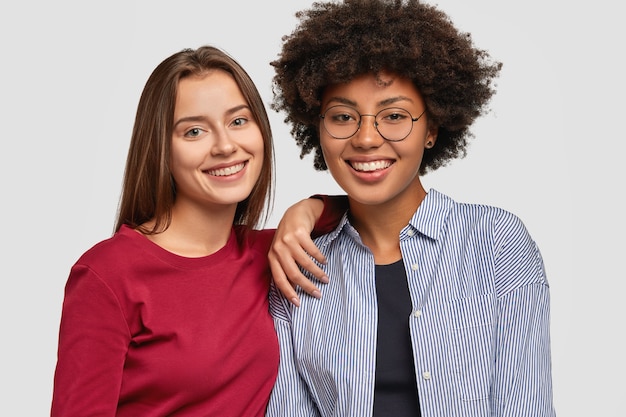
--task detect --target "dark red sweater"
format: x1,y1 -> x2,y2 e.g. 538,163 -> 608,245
51,225 -> 279,417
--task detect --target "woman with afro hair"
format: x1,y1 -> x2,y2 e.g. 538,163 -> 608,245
267,1 -> 556,416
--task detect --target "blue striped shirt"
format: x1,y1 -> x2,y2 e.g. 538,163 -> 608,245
267,189 -> 555,417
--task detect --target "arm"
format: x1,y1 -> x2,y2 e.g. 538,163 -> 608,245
51,266 -> 129,416
494,281 -> 554,416
492,215 -> 556,416
269,195 -> 348,306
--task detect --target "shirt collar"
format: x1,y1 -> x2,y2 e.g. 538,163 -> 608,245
406,188 -> 454,241
323,188 -> 454,245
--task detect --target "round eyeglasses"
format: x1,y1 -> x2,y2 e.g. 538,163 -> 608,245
319,105 -> 426,142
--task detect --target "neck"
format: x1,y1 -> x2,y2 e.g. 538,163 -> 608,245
143,198 -> 237,258
349,185 -> 427,265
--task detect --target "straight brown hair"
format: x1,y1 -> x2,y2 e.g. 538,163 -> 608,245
114,46 -> 274,234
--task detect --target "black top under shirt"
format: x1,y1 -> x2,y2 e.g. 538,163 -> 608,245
373,259 -> 421,417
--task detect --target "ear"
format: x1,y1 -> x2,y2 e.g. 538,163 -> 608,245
425,126 -> 438,149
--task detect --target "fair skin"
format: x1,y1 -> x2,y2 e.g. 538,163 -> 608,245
138,69 -> 328,298
269,199 -> 329,304
320,72 -> 437,264
143,70 -> 264,257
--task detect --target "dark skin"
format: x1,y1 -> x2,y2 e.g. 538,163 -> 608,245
270,0 -> 501,304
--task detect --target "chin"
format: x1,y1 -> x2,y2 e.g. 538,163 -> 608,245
347,193 -> 389,206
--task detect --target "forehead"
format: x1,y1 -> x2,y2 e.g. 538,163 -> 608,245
174,70 -> 246,116
176,70 -> 238,99
321,72 -> 423,108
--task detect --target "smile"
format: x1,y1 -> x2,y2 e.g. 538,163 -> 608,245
205,162 -> 246,177
350,160 -> 393,172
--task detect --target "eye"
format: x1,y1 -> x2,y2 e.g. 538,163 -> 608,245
183,127 -> 206,138
326,106 -> 359,124
379,108 -> 410,124
230,117 -> 249,128
334,113 -> 355,123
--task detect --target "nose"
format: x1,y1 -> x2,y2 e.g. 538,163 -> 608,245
351,114 -> 384,149
210,129 -> 237,156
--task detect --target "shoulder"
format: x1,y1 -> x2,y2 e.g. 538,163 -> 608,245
457,202 -> 532,248
431,190 -> 539,257
234,226 -> 275,256
63,229 -> 142,301
456,200 -> 535,254
436,191 -> 529,238
421,190 -> 529,242
74,227 -> 139,269
69,224 -> 169,290
438,194 -> 547,292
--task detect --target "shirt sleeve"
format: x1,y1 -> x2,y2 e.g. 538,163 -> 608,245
491,213 -> 556,416
266,283 -> 321,417
310,195 -> 349,238
51,264 -> 130,417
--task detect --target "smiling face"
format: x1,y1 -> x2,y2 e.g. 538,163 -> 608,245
319,72 -> 437,213
170,70 -> 264,211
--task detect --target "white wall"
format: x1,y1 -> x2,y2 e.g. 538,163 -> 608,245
0,0 -> 622,415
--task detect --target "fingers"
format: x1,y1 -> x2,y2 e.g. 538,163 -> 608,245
270,262 -> 322,308
272,227 -> 329,280
270,197 -> 331,306
285,235 -> 328,283
298,238 -> 328,268
269,230 -> 330,306
269,259 -> 301,307
268,246 -> 325,302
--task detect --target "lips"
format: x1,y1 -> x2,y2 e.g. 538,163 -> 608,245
205,162 -> 246,177
349,160 -> 393,172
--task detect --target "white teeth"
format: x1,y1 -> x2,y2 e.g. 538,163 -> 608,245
207,162 -> 245,176
351,160 -> 392,172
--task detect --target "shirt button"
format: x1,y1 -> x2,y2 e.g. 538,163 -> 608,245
413,310 -> 422,318
411,263 -> 418,271
407,229 -> 415,237
422,371 -> 431,380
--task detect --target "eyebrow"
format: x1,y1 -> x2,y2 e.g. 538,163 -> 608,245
325,95 -> 415,108
173,115 -> 208,128
173,104 -> 251,128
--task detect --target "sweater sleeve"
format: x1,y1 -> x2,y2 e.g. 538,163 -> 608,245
51,264 -> 130,417
310,195 -> 349,238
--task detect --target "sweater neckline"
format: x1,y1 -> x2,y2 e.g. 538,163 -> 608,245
118,224 -> 239,270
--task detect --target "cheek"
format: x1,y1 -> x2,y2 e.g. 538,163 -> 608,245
320,136 -> 338,163
247,133 -> 266,172
170,146 -> 196,172
255,135 -> 266,157
398,143 -> 424,162
250,136 -> 266,167
169,146 -> 184,175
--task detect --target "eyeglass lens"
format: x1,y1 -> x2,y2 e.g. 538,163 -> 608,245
322,105 -> 416,141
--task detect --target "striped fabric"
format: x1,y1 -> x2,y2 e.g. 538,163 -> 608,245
266,189 -> 555,417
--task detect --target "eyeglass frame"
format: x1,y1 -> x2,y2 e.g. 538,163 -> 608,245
319,105 -> 427,142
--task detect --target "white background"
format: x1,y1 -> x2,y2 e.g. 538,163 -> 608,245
0,0 -> 623,415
